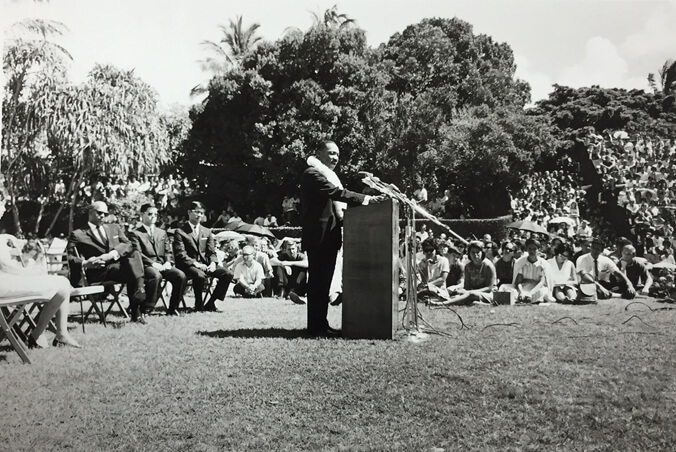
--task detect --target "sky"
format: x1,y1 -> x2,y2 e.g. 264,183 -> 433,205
2,0 -> 675,109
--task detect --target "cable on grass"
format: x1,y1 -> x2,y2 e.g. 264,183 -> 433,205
482,322 -> 519,331
552,317 -> 578,325
624,301 -> 654,311
428,303 -> 469,330
569,332 -> 664,338
621,315 -> 654,327
415,305 -> 455,337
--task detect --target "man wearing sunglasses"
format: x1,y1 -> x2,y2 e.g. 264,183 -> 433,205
67,201 -> 148,323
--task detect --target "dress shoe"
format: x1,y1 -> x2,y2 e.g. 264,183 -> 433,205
166,310 -> 179,316
289,291 -> 306,305
203,303 -> 221,312
131,314 -> 148,325
52,337 -> 82,348
132,288 -> 146,303
308,326 -> 341,338
27,335 -> 49,349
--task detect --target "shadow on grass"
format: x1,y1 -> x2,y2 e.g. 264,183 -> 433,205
197,328 -> 309,339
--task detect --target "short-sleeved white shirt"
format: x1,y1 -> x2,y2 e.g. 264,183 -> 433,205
576,253 -> 618,282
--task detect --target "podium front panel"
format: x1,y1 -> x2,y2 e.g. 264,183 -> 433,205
343,199 -> 399,339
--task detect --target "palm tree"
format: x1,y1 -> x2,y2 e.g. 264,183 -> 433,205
192,16 -> 262,96
648,59 -> 676,95
310,4 -> 356,29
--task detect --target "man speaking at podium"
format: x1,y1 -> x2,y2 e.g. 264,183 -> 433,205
300,140 -> 385,337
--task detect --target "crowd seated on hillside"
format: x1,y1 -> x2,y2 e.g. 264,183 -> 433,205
510,157 -> 587,237
587,131 -> 676,261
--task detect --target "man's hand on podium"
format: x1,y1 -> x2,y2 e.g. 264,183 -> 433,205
367,194 -> 388,204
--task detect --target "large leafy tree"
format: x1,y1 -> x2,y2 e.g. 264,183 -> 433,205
2,19 -> 72,236
529,84 -> 676,147
380,17 -> 531,115
182,16 -> 556,219
369,17 -> 537,206
42,64 -> 170,234
182,25 -> 392,214
440,106 -> 556,217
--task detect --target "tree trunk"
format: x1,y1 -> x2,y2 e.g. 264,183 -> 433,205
33,199 -> 46,236
68,188 -> 80,235
45,169 -> 84,237
5,176 -> 24,238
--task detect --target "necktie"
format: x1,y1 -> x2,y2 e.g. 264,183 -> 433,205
93,226 -> 103,244
593,258 -> 598,281
192,225 -> 199,240
149,225 -> 155,243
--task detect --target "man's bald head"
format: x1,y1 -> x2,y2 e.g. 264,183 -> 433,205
88,201 -> 109,226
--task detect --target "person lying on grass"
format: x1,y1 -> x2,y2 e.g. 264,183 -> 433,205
430,240 -> 495,306
233,245 -> 265,298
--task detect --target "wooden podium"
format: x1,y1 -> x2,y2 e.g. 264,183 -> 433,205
342,198 -> 399,339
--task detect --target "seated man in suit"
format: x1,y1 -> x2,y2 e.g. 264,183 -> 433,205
173,201 -> 233,311
130,203 -> 187,316
67,201 -> 148,323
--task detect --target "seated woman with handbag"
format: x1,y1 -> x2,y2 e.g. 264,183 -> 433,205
0,235 -> 80,348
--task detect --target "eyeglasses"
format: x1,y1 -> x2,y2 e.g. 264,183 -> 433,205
242,253 -> 254,257
94,210 -> 107,216
192,210 -> 205,215
504,248 -> 515,252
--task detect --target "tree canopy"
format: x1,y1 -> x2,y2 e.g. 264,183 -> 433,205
181,17 -> 551,218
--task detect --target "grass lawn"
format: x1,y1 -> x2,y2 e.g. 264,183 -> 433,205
1,295 -> 675,451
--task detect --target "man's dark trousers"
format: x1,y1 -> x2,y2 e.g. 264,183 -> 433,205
306,247 -> 339,334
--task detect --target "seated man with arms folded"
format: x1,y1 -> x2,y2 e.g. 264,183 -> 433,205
431,241 -> 496,306
173,201 -> 233,312
67,201 -> 148,323
417,239 -> 450,301
130,203 -> 187,316
546,243 -> 578,303
576,237 -> 636,300
270,238 -> 308,304
233,245 -> 265,297
230,237 -> 275,296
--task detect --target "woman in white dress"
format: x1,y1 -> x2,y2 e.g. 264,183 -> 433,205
0,235 -> 80,348
546,243 -> 578,303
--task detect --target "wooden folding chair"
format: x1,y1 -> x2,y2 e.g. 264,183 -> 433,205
0,296 -> 49,364
157,279 -> 171,310
44,238 -> 106,333
182,276 -> 216,310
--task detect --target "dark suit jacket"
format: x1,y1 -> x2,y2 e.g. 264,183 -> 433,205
300,165 -> 366,252
67,223 -> 139,286
173,222 -> 217,268
129,225 -> 173,267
